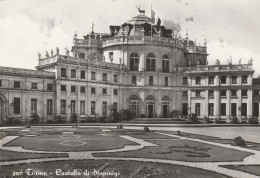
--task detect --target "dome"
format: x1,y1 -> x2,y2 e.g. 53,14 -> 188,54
127,14 -> 152,25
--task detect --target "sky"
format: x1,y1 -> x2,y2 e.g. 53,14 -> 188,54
0,0 -> 259,76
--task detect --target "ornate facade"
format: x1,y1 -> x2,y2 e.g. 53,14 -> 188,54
0,12 -> 259,122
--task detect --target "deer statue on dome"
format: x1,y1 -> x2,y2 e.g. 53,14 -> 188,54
248,57 -> 253,65
136,6 -> 145,15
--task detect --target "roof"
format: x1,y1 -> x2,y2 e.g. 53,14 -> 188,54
126,14 -> 152,25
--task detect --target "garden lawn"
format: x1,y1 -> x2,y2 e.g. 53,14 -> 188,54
0,159 -> 227,178
221,165 -> 260,176
94,139 -> 252,162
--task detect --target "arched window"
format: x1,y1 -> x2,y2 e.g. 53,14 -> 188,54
162,96 -> 170,101
146,53 -> 156,71
146,95 -> 155,101
162,55 -> 169,73
129,95 -> 139,117
130,53 -> 139,71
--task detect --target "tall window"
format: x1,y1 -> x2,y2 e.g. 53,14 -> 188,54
242,75 -> 248,84
196,77 -> 201,85
109,52 -> 113,61
14,97 -> 20,114
232,76 -> 237,84
14,81 -> 21,88
195,103 -> 200,116
31,99 -> 37,114
221,103 -> 226,116
182,91 -> 188,97
47,99 -> 53,115
242,90 -> 247,96
242,103 -> 247,116
129,95 -> 139,117
221,90 -> 227,97
113,74 -> 118,83
91,101 -> 95,114
231,103 -> 237,116
162,55 -> 169,72
80,86 -> 85,93
91,72 -> 96,80
114,89 -> 118,95
182,77 -> 188,85
231,90 -> 237,96
195,91 -> 200,97
80,71 -> 85,79
102,102 -> 107,115
71,100 -> 76,114
47,84 -> 53,91
149,76 -> 153,86
91,88 -> 96,94
208,103 -> 214,116
61,68 -> 67,77
102,88 -> 107,94
61,100 -> 66,114
103,73 -> 107,82
71,86 -> 76,92
132,76 -> 137,85
61,85 -> 66,92
208,90 -> 214,97
209,76 -> 214,84
80,101 -> 85,114
0,80 -> 2,87
31,83 -> 37,89
79,53 -> 85,59
221,76 -> 227,84
130,53 -> 139,71
146,53 -> 156,71
71,69 -> 76,78
164,77 -> 168,86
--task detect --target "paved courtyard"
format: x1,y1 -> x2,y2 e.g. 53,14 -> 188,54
0,126 -> 260,177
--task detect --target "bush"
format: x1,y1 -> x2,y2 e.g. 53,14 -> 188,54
189,113 -> 200,123
30,114 -> 40,124
231,116 -> 239,124
248,117 -> 259,124
234,136 -> 246,146
144,126 -> 150,132
54,115 -> 66,123
70,114 -> 77,123
169,110 -> 181,119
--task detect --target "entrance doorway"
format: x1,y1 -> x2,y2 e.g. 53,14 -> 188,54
162,96 -> 170,118
146,95 -> 155,118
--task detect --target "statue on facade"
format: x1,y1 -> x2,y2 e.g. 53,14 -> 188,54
45,51 -> 49,58
51,49 -> 54,56
74,31 -> 77,39
227,56 -> 232,65
102,56 -> 105,62
99,34 -> 103,40
119,58 -> 122,64
38,52 -> 41,60
56,47 -> 59,55
141,28 -> 145,36
196,59 -> 201,66
65,48 -> 69,56
239,58 -> 242,65
205,59 -> 208,65
157,30 -> 162,37
215,59 -> 220,65
114,29 -> 118,37
248,57 -> 253,65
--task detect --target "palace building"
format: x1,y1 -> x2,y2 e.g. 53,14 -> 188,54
0,11 -> 259,123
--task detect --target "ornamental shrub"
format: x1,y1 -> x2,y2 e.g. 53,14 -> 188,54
234,136 -> 245,146
144,126 -> 150,132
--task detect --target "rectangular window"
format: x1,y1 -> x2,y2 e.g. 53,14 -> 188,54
132,76 -> 137,85
209,76 -> 214,84
113,74 -> 118,83
91,87 -> 96,94
113,102 -> 118,114
209,103 -> 214,116
14,81 -> 20,88
91,72 -> 96,80
71,100 -> 76,114
80,101 -> 85,114
114,89 -> 118,95
254,103 -> 259,116
208,90 -> 214,97
254,90 -> 259,96
47,84 -> 53,91
102,102 -> 107,115
164,77 -> 168,86
242,90 -> 247,96
31,83 -> 37,89
14,97 -> 20,114
102,88 -> 107,94
196,91 -> 200,97
71,86 -> 76,92
221,103 -> 226,116
182,77 -> 188,85
47,99 -> 53,115
61,85 -> 66,92
0,80 -> 2,87
232,76 -> 237,84
71,69 -> 76,78
109,52 -> 113,60
80,86 -> 85,93
79,53 -> 85,59
231,103 -> 237,116
231,90 -> 237,96
61,100 -> 66,114
195,103 -> 200,116
91,101 -> 95,114
61,68 -> 67,77
182,91 -> 188,97
242,103 -> 247,116
80,71 -> 85,79
242,75 -> 248,84
149,76 -> 153,86
103,73 -> 107,82
31,99 -> 37,114
196,77 -> 201,85
221,76 -> 227,84
221,90 -> 226,97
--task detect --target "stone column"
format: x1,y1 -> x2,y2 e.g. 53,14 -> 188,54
248,89 -> 253,117
214,89 -> 220,119
237,90 -> 242,118
188,89 -> 191,115
139,53 -> 145,71
205,90 -> 209,117
226,89 -> 231,122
